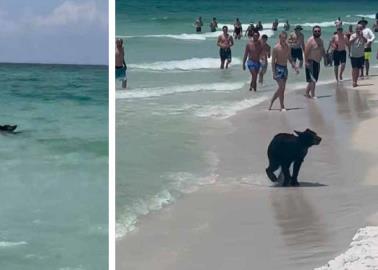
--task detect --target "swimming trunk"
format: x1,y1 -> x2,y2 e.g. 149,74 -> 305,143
305,60 -> 320,82
247,60 -> 261,71
234,27 -> 241,35
291,48 -> 303,62
364,47 -> 372,60
333,50 -> 346,66
219,48 -> 232,61
196,27 -> 201,33
116,66 -> 126,80
274,64 -> 288,80
350,56 -> 364,69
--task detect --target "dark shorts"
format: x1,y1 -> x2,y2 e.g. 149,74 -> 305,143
196,27 -> 201,33
274,64 -> 288,80
305,60 -> 320,82
291,48 -> 303,61
234,27 -> 241,35
333,50 -> 347,66
116,66 -> 126,80
219,48 -> 232,61
350,57 -> 364,69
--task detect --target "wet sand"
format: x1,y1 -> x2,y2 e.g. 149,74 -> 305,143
117,75 -> 378,270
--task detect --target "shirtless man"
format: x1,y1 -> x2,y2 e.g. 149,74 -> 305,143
194,16 -> 203,33
210,17 -> 218,32
245,23 -> 255,38
269,32 -> 299,111
272,19 -> 278,31
234,18 -> 243,40
256,21 -> 263,31
304,26 -> 326,98
217,26 -> 234,69
242,31 -> 264,91
335,17 -> 342,29
288,25 -> 305,68
259,34 -> 271,84
115,38 -> 127,89
327,27 -> 348,81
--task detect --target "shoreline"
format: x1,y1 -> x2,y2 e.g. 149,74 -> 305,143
117,74 -> 378,269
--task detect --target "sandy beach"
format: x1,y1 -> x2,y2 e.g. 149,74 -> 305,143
117,73 -> 378,269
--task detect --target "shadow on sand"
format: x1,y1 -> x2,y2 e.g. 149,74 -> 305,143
271,181 -> 328,188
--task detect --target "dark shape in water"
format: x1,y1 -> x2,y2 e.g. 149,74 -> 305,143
0,124 -> 17,133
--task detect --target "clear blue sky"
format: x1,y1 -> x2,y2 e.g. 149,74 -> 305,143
0,0 -> 108,65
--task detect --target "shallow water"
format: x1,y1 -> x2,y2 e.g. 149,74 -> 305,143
0,64 -> 108,270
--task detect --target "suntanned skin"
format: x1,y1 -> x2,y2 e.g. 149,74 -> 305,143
242,32 -> 264,91
304,27 -> 326,98
116,39 -> 127,89
217,27 -> 234,69
258,37 -> 271,84
328,29 -> 349,81
269,32 -> 298,111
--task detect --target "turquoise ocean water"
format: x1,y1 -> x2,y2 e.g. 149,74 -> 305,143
0,64 -> 108,270
116,0 -> 378,237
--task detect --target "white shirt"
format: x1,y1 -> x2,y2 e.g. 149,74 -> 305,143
362,28 -> 375,45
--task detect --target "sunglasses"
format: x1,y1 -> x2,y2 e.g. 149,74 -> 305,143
314,30 -> 321,33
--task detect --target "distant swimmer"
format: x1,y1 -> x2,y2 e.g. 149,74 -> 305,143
304,26 -> 326,98
335,17 -> 342,29
217,26 -> 234,69
234,18 -> 243,40
327,27 -> 348,81
242,31 -> 264,91
288,25 -> 305,68
245,23 -> 256,38
269,32 -> 299,111
284,20 -> 290,31
194,16 -> 203,33
359,19 -> 375,76
256,21 -> 263,31
259,34 -> 271,85
210,17 -> 218,32
115,38 -> 127,89
272,19 -> 278,31
349,24 -> 367,87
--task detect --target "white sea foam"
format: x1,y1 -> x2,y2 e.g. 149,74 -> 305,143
355,14 -> 376,19
116,82 -> 244,99
0,241 -> 27,248
128,57 -> 242,71
301,21 -> 355,27
315,226 -> 378,270
195,96 -> 269,119
117,165 -> 219,239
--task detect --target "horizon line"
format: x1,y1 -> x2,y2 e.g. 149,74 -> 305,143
0,61 -> 108,67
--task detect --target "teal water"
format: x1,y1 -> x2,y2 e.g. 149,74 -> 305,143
0,64 -> 108,270
116,0 -> 378,237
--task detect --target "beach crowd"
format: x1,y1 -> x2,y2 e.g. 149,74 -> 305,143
116,14 -> 378,112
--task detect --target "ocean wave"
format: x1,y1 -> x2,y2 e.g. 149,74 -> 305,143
355,14 -> 376,19
128,57 -> 242,71
0,241 -> 28,248
195,96 -> 269,119
117,159 -> 219,239
116,82 -> 245,99
315,226 -> 378,270
301,21 -> 355,27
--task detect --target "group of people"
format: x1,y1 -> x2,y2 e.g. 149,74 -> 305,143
216,17 -> 376,112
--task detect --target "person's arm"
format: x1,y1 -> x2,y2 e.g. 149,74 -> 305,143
122,48 -> 126,68
217,35 -> 222,48
268,46 -> 271,58
230,36 -> 234,47
301,35 -> 305,51
321,40 -> 326,59
327,36 -> 335,53
304,40 -> 311,65
367,29 -> 375,45
271,47 -> 276,77
242,45 -> 249,70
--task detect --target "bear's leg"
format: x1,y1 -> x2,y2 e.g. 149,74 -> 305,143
291,159 -> 303,186
281,164 -> 291,187
266,159 -> 279,182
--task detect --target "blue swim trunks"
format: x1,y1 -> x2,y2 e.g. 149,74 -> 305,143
116,66 -> 127,80
247,60 -> 261,71
274,64 -> 288,80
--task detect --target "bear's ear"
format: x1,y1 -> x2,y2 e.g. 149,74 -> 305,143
294,130 -> 302,136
